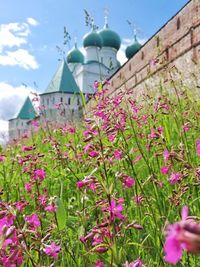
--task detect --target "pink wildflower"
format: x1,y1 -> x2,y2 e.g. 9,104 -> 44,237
123,176 -> 135,189
124,258 -> 143,267
196,137 -> 200,156
44,242 -> 60,260
25,213 -> 40,228
164,206 -> 200,264
89,151 -> 99,157
76,181 -> 86,188
0,155 -> 5,161
150,128 -> 157,138
163,149 -> 169,163
182,122 -> 190,132
34,168 -> 46,181
25,182 -> 32,193
108,200 -> 124,221
169,172 -> 181,184
160,165 -> 170,175
108,134 -> 116,142
113,150 -> 123,160
21,145 -> 33,151
45,204 -> 57,213
133,196 -> 143,205
93,259 -> 105,267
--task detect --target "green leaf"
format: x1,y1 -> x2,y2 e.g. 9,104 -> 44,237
56,198 -> 67,230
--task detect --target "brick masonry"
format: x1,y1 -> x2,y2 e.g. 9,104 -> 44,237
86,0 -> 200,112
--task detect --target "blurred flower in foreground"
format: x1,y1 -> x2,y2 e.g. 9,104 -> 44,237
164,206 -> 200,265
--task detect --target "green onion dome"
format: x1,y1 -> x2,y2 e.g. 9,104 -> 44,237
83,29 -> 102,48
67,44 -> 84,64
98,24 -> 121,51
125,36 -> 142,59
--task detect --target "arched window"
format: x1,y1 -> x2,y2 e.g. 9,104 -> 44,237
129,63 -> 131,71
68,98 -> 71,105
60,97 -> 63,102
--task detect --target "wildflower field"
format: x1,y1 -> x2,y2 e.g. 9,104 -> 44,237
0,77 -> 200,266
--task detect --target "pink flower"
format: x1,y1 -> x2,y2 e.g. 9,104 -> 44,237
124,259 -> 143,267
21,145 -> 33,151
133,196 -> 143,205
45,204 -> 57,213
113,150 -> 123,160
76,181 -> 86,188
25,214 -> 40,228
0,155 -> 5,161
31,120 -> 40,128
16,201 -> 27,212
164,206 -> 200,264
89,151 -> 99,157
44,242 -> 60,260
108,134 -> 116,142
169,172 -> 181,184
93,259 -> 105,267
160,165 -> 170,175
196,137 -> 200,156
163,149 -> 169,163
34,168 -> 46,181
108,200 -> 124,221
182,122 -> 190,132
25,182 -> 32,193
150,128 -> 157,138
123,176 -> 135,189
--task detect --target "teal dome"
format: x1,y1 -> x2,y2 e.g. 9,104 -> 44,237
67,44 -> 84,64
125,36 -> 142,59
83,30 -> 102,48
99,24 -> 121,51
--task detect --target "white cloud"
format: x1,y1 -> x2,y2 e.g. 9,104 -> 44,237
117,49 -> 127,65
27,17 -> 39,27
0,22 -> 30,51
0,19 -> 39,69
0,49 -> 39,69
0,119 -> 8,145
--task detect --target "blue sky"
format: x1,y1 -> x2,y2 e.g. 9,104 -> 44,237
0,0 -> 189,142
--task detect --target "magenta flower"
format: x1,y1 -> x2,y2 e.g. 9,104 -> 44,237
150,128 -> 157,138
163,149 -> 169,163
44,242 -> 60,260
76,181 -> 86,188
196,137 -> 200,156
21,145 -> 33,151
108,200 -> 124,221
45,204 -> 57,213
182,122 -> 190,132
169,172 -> 181,184
160,165 -> 170,175
108,134 -> 116,142
113,150 -> 123,160
89,151 -> 99,157
0,155 -> 5,162
25,214 -> 40,228
93,259 -> 105,267
124,259 -> 143,267
164,206 -> 189,264
123,176 -> 135,189
133,196 -> 143,205
34,168 -> 46,181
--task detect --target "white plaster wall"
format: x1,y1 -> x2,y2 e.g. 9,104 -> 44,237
85,47 -> 101,62
99,47 -> 118,69
9,118 -> 29,140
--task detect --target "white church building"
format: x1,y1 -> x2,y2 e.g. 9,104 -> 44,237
9,19 -> 142,140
